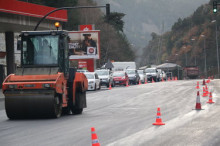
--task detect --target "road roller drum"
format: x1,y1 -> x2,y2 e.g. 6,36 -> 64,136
5,90 -> 62,119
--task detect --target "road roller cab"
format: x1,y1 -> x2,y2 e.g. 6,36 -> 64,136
2,30 -> 88,119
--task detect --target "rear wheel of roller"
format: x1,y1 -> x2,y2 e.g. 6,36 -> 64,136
70,91 -> 85,115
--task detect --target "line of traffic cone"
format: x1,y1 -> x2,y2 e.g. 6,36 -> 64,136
196,81 -> 200,89
108,82 -> 112,90
205,85 -> 209,95
207,92 -> 215,104
175,77 -> 178,81
145,79 -> 148,84
139,80 -> 141,85
168,77 -> 171,81
126,80 -> 129,87
202,79 -> 206,86
206,79 -> 210,84
152,107 -> 165,125
193,91 -> 204,110
152,78 -> 155,83
91,127 -> 100,146
202,87 -> 207,97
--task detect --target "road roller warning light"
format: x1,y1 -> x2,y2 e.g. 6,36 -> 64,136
2,30 -> 88,119
55,22 -> 60,30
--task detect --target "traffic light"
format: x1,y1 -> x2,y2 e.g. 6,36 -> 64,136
213,1 -> 218,13
106,4 -> 110,16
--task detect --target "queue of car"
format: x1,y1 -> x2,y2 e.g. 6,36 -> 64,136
78,67 -> 167,91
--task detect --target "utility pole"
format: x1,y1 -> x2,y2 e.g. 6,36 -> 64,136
201,35 -> 207,78
212,1 -> 220,78
212,20 -> 220,78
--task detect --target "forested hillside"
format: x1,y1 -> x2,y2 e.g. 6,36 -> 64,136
20,0 -> 135,67
141,0 -> 220,76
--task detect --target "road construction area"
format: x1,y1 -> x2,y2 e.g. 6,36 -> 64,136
0,79 -> 219,146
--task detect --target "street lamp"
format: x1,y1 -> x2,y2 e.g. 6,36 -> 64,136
191,38 -> 196,65
175,54 -> 179,79
211,20 -> 219,78
201,34 -> 207,78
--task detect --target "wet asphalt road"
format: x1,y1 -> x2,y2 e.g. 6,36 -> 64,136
0,80 -> 219,146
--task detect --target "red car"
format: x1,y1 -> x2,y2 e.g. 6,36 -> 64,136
113,71 -> 129,86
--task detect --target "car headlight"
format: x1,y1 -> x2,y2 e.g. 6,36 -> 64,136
8,84 -> 17,89
43,84 -> 51,88
89,81 -> 94,84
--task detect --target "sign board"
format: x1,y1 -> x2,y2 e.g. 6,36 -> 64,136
68,31 -> 100,59
79,24 -> 93,31
78,61 -> 87,69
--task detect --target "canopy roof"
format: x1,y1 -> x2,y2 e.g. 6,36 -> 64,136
156,63 -> 181,70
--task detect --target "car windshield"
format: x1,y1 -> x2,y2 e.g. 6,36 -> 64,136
85,74 -> 94,79
113,72 -> 124,77
126,70 -> 135,74
22,35 -> 59,65
96,70 -> 109,76
137,70 -> 143,74
145,69 -> 156,73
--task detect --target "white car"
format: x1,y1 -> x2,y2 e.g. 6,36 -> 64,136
137,70 -> 147,83
145,68 -> 160,82
95,69 -> 114,87
159,70 -> 167,81
84,72 -> 101,91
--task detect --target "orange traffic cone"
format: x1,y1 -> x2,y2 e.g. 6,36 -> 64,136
126,80 -> 129,87
108,82 -> 112,90
91,127 -> 100,146
202,79 -> 206,86
207,92 -> 215,104
175,77 -> 178,81
152,107 -> 165,125
168,77 -> 171,81
161,78 -> 164,82
202,87 -> 207,97
145,79 -> 148,84
152,78 -> 155,83
207,79 -> 210,83
206,79 -> 210,83
196,81 -> 200,89
205,85 -> 209,95
193,91 -> 203,110
139,80 -> 141,85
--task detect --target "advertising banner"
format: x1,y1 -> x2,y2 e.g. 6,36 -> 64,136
68,31 -> 100,59
78,61 -> 87,69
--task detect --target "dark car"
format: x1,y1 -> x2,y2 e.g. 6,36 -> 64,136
113,71 -> 129,86
126,69 -> 140,85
